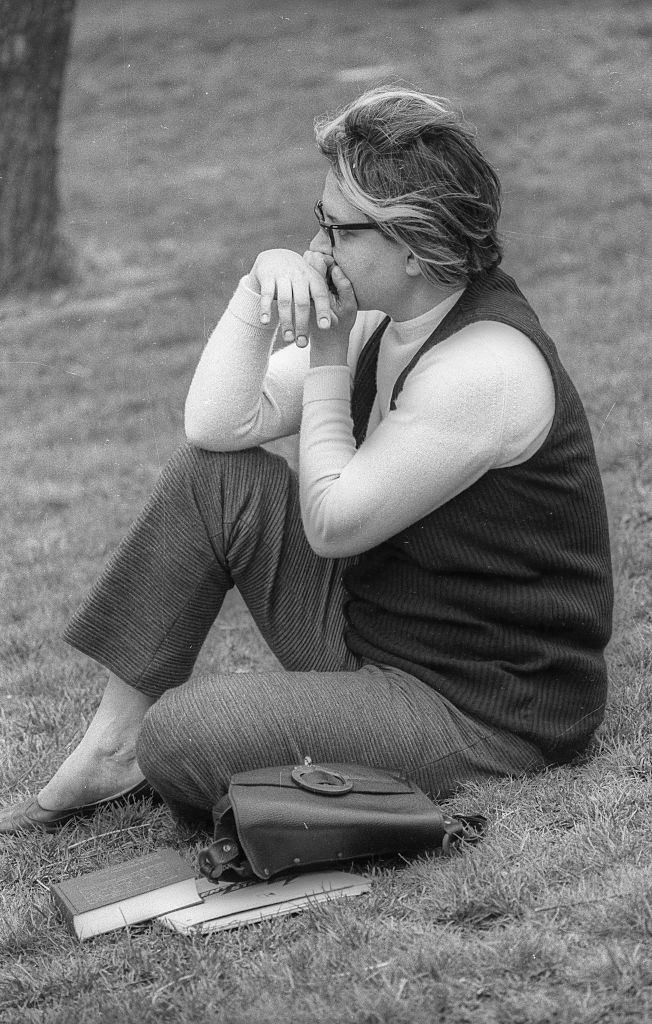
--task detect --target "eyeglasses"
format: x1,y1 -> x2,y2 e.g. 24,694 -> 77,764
313,200 -> 379,248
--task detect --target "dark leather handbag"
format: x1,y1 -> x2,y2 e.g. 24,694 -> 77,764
198,758 -> 486,882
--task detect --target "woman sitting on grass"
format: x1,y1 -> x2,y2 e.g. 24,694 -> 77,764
0,87 -> 613,835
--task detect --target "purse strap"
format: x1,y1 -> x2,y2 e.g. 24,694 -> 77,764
197,796 -> 255,882
440,813 -> 487,854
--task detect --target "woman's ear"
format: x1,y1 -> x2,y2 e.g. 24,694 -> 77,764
404,250 -> 422,278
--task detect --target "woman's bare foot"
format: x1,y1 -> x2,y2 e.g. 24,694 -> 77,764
36,674 -> 155,811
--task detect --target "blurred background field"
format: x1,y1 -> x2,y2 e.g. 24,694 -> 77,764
1,1 -> 651,1021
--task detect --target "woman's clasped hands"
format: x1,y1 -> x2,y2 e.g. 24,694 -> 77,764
249,249 -> 357,364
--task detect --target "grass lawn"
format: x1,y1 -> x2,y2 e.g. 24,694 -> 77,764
1,0 -> 651,1020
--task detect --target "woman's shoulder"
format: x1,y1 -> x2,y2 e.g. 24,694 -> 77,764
423,319 -> 554,383
403,320 -> 556,463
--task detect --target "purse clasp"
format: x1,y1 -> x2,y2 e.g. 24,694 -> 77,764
291,760 -> 354,796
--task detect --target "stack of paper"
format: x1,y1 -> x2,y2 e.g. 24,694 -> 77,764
159,869 -> 371,935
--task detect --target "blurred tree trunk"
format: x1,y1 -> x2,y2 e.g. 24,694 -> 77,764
0,0 -> 76,294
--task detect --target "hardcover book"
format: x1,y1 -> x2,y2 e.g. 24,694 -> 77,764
50,847 -> 201,940
158,869 -> 371,935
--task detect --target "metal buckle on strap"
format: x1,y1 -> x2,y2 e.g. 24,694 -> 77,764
197,833 -> 244,881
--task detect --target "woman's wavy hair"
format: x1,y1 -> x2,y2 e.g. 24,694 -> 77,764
315,87 -> 503,285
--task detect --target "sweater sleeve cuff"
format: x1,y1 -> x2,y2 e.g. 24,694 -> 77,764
226,276 -> 265,326
303,365 -> 351,405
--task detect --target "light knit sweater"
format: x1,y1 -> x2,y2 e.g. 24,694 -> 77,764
185,276 -> 555,558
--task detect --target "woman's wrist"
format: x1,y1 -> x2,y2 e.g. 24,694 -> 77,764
309,334 -> 349,368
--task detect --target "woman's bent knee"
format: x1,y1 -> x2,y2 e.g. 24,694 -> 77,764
167,442 -> 279,480
160,444 -> 292,523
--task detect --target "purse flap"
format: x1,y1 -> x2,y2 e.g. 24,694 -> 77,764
229,762 -> 417,796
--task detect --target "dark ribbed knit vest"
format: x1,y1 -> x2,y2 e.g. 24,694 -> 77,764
345,267 -> 613,761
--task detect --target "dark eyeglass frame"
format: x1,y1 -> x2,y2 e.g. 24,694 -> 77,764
314,200 -> 379,247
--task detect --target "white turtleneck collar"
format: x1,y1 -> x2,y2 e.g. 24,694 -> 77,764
390,288 -> 465,343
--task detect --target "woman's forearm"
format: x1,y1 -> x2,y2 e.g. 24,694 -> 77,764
184,277 -> 308,450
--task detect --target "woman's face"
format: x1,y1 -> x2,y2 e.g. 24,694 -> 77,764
309,170 -> 410,313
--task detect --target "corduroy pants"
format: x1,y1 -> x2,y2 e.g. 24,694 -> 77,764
63,444 -> 545,821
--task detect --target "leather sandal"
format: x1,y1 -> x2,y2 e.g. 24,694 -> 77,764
0,779 -> 154,835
